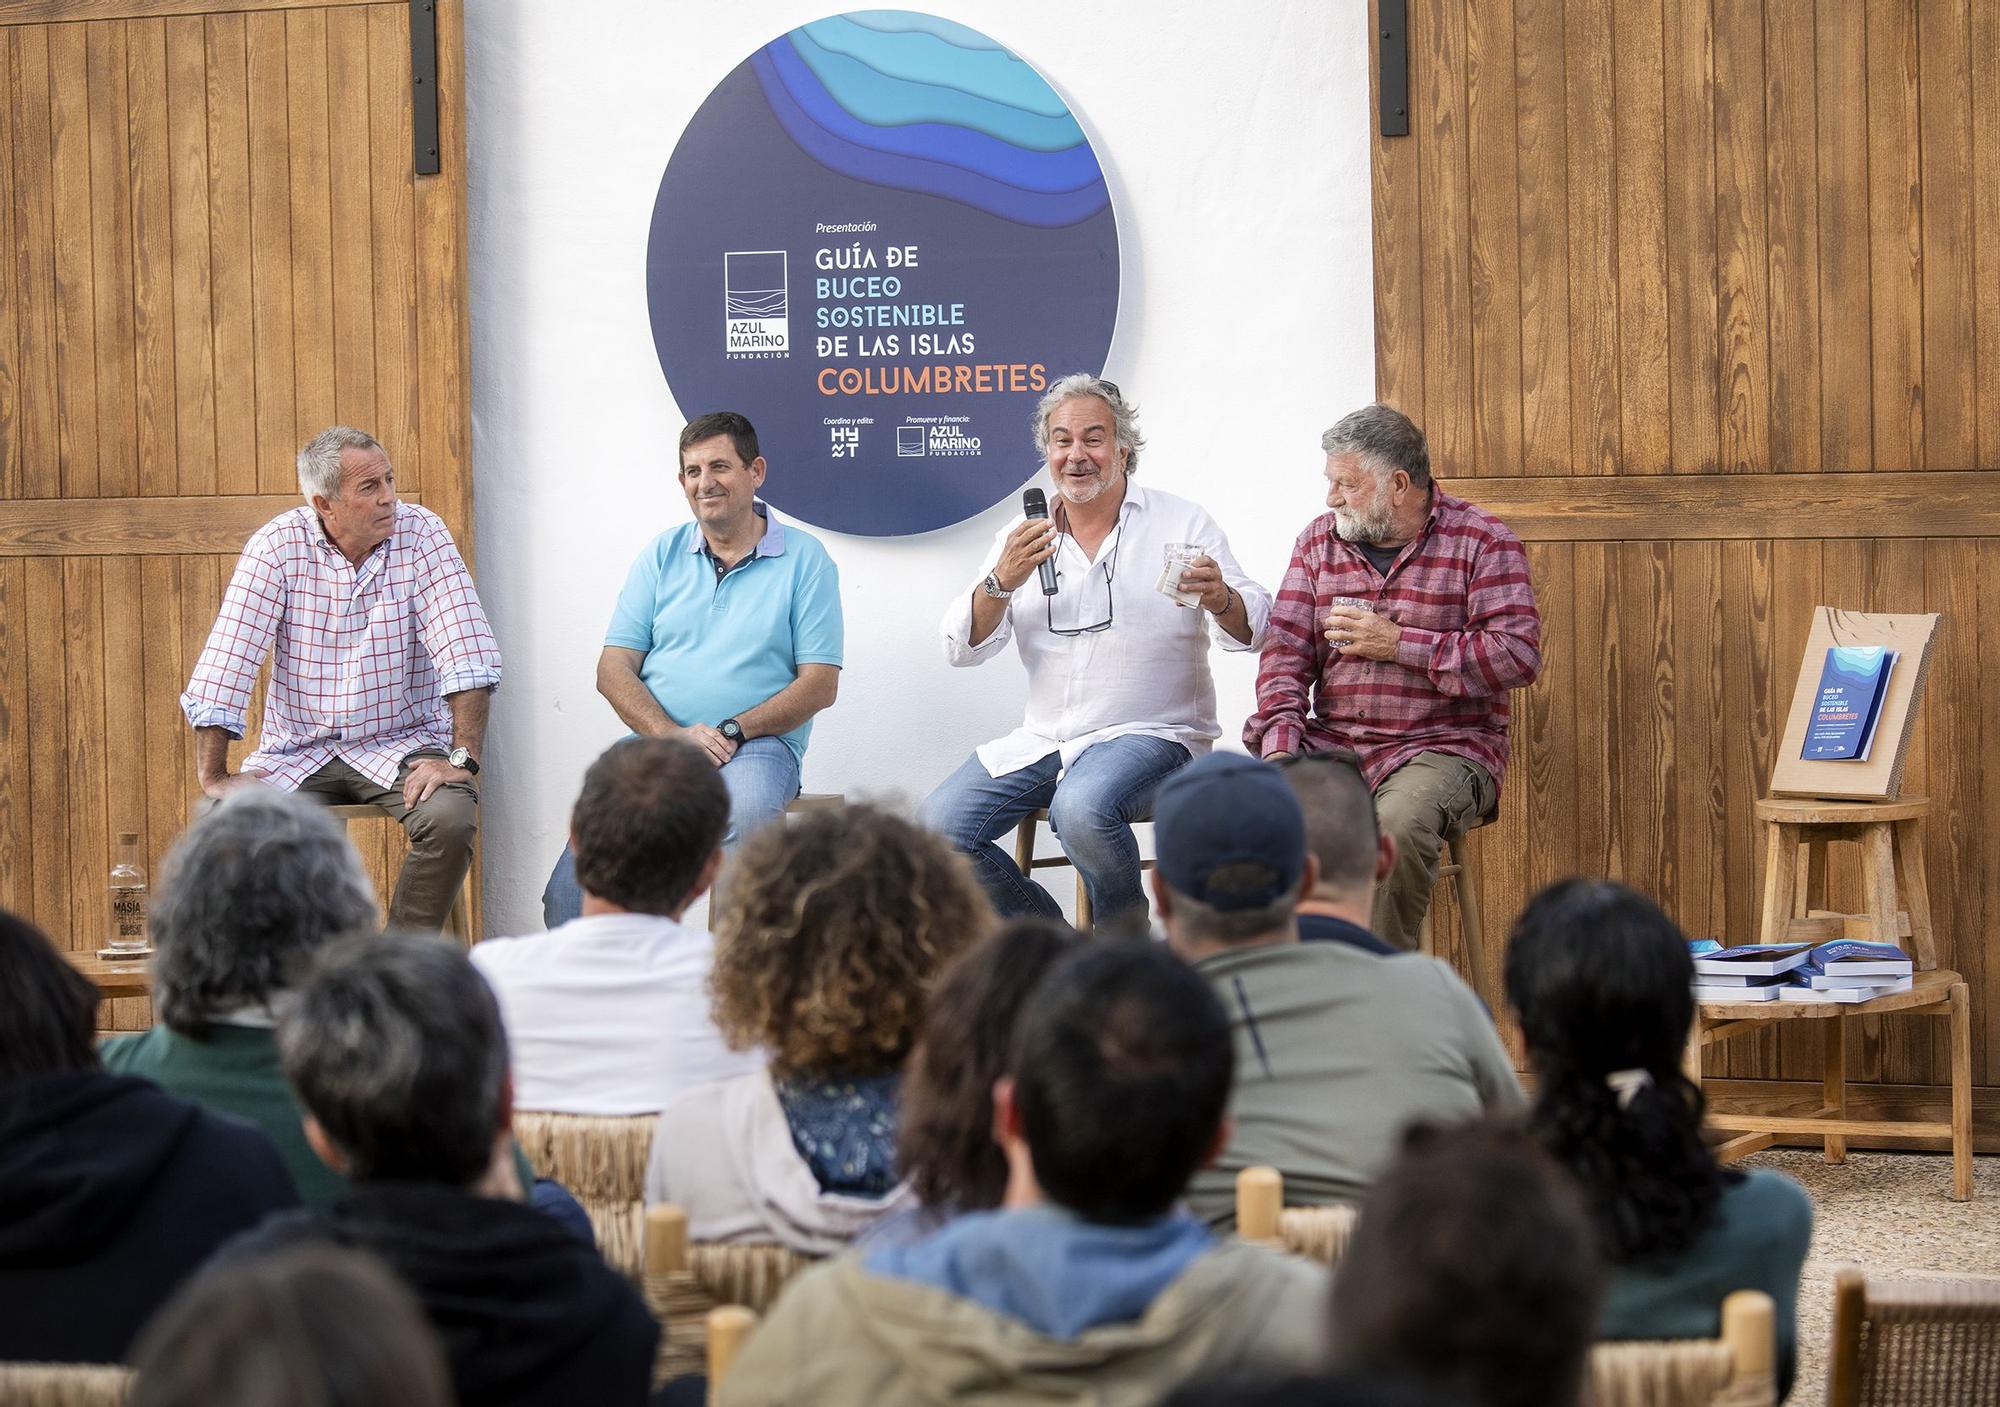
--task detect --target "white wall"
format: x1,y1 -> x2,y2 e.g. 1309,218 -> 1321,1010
464,1 -> 1377,934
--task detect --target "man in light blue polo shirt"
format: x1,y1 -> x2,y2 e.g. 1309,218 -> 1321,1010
542,411 -> 843,927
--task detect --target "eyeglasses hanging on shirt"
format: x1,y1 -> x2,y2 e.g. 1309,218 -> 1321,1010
1045,520 -> 1122,637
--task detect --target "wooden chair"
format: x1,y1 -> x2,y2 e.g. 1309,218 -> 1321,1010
786,792 -> 843,816
1013,808 -> 1154,928
1827,1268 -> 2000,1406
1234,1165 -> 1359,1266
1585,1290 -> 1776,1407
1417,824 -> 1490,1002
1690,795 -> 1974,1201
0,1364 -> 131,1407
704,1306 -> 759,1401
511,1110 -> 658,1281
644,1204 -> 814,1383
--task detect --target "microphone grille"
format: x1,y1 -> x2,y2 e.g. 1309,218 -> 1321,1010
1022,487 -> 1048,516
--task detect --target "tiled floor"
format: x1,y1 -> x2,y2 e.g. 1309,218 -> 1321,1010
1739,1147 -> 2000,1402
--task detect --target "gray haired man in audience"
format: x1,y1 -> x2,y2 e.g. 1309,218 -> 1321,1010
1152,752 -> 1523,1225
226,932 -> 659,1407
102,789 -> 379,1205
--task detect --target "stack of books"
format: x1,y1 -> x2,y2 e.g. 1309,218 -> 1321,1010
1778,940 -> 1914,1003
1689,939 -> 1914,1004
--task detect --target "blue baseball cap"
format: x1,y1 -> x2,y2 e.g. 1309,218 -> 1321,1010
1153,753 -> 1307,910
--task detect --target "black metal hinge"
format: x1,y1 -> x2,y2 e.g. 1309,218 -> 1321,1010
411,0 -> 441,175
1379,0 -> 1409,138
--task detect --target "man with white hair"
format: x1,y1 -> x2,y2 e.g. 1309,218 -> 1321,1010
180,426 -> 501,931
1245,403 -> 1541,950
921,374 -> 1271,926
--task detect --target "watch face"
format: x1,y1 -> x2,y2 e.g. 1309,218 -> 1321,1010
721,721 -> 743,741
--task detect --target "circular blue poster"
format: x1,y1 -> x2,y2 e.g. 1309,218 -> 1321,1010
646,11 -> 1121,536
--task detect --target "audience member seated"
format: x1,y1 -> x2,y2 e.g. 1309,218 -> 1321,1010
473,737 -> 761,1114
0,910 -> 298,1364
226,932 -> 658,1407
1151,752 -> 1522,1224
129,1244 -> 450,1407
867,917 -> 1082,1246
1505,878 -> 1813,1395
646,804 -> 990,1251
1329,1121 -> 1602,1407
101,790 -> 378,1204
718,941 -> 1330,1407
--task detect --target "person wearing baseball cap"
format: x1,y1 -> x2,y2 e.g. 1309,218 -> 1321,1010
1151,752 -> 1522,1227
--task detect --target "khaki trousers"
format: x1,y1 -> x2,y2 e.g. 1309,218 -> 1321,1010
297,751 -> 478,933
1370,751 -> 1498,952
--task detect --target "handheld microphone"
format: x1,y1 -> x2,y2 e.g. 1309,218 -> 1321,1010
1022,488 -> 1059,596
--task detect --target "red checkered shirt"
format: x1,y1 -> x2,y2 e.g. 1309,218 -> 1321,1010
1243,486 -> 1541,792
180,503 -> 503,790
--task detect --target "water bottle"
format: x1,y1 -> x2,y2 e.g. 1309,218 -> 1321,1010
106,832 -> 149,955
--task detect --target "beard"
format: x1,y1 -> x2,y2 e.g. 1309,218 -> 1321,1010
1056,470 -> 1109,506
1333,504 -> 1392,544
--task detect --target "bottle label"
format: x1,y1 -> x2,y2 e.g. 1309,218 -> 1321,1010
110,890 -> 147,942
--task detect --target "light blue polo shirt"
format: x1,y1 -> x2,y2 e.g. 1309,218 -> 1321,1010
605,504 -> 843,764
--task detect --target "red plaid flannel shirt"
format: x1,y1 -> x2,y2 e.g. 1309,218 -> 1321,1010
1243,486 -> 1541,792
180,503 -> 502,790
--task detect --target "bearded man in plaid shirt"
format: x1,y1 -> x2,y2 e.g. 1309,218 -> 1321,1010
1245,404 -> 1540,950
181,426 -> 502,931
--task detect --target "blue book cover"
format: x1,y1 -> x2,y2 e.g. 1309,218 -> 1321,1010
1798,940 -> 1913,978
1801,646 -> 1897,760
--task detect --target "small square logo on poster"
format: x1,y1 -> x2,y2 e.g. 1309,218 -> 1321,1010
724,251 -> 788,357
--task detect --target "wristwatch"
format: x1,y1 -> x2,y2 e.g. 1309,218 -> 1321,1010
448,746 -> 480,776
718,718 -> 745,745
981,571 -> 1014,600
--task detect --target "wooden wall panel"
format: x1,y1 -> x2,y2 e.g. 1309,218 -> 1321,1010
1376,2 -> 2000,1103
0,2 -> 481,964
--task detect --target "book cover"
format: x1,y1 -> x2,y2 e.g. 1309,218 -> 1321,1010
1799,939 -> 1914,979
1801,646 -> 1897,761
1691,943 -> 1814,978
1689,973 -> 1791,987
1778,975 -> 1915,1003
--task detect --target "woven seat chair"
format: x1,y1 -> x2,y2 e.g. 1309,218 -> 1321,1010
1234,1165 -> 1360,1266
644,1204 -> 814,1383
704,1306 -> 759,1399
0,1363 -> 131,1407
1827,1267 -> 2000,1406
511,1110 -> 658,1281
1584,1290 -> 1775,1407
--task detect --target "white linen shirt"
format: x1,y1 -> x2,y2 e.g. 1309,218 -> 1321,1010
470,912 -> 762,1117
942,482 -> 1272,776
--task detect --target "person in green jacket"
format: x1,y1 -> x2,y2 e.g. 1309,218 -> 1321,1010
103,789 -> 380,1206
1505,879 -> 1814,1398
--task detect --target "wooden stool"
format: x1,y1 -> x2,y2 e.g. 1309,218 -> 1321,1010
326,803 -> 477,941
1012,808 -> 1154,929
785,792 -> 843,815
1417,828 -> 1489,1002
1754,796 -> 1935,959
1689,795 -> 1973,1200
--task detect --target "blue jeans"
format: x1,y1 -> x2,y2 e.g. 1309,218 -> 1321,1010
541,736 -> 800,929
919,734 -> 1191,923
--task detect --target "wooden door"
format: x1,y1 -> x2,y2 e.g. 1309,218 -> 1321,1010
0,0 -> 479,1027
1371,0 -> 2000,1139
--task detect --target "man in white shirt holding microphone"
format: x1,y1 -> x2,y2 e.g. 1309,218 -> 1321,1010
920,374 -> 1273,925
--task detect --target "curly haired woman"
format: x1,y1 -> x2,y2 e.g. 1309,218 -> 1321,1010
644,804 -> 992,1252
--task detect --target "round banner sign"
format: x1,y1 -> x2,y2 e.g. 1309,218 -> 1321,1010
646,11 -> 1121,536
